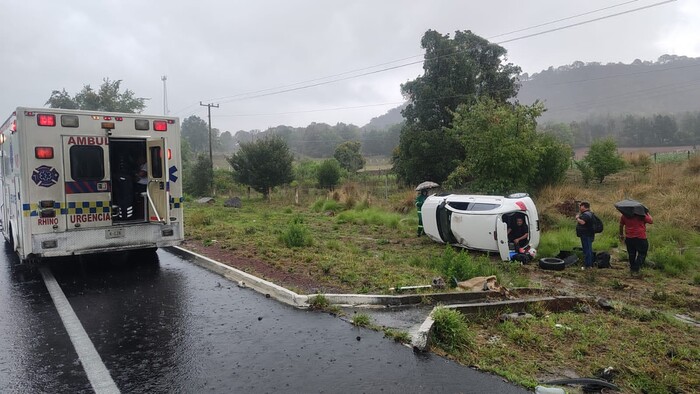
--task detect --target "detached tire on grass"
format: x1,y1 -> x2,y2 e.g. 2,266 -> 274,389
539,257 -> 566,271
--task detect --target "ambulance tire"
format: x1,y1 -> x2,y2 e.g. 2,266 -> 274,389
7,224 -> 15,251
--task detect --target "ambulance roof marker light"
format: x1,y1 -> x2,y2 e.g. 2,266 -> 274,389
153,120 -> 167,131
37,114 -> 56,127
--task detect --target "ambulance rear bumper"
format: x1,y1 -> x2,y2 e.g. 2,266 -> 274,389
29,222 -> 183,257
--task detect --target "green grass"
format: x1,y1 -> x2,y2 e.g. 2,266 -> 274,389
431,307 -> 474,352
184,166 -> 700,393
352,313 -> 371,327
435,308 -> 700,392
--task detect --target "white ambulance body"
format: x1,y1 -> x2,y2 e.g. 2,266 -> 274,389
0,107 -> 184,262
421,193 -> 540,261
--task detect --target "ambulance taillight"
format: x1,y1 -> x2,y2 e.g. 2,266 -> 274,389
35,147 -> 54,159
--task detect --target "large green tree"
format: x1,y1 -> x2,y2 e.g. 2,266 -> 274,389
46,78 -> 146,113
447,99 -> 570,194
393,30 -> 521,185
227,137 -> 294,198
333,140 -> 365,172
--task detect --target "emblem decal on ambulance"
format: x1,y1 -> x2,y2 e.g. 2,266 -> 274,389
169,165 -> 178,182
31,165 -> 60,187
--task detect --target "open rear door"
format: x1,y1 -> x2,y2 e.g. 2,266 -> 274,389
495,215 -> 511,261
146,138 -> 170,224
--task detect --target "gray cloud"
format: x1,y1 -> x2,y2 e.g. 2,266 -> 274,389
0,0 -> 691,131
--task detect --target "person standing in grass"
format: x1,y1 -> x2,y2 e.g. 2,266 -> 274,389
415,189 -> 428,236
575,201 -> 595,269
619,210 -> 653,275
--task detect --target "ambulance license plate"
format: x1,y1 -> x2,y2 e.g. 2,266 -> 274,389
106,228 -> 125,239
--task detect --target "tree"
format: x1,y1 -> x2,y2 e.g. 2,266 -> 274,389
46,78 -> 146,113
316,159 -> 342,190
227,137 -> 294,199
333,141 -> 365,172
183,154 -> 213,196
393,29 -> 521,185
219,131 -> 236,152
584,138 -> 625,183
447,99 -> 543,193
181,115 -> 211,153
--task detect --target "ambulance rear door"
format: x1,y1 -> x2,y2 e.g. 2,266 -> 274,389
62,136 -> 112,230
146,138 -> 170,224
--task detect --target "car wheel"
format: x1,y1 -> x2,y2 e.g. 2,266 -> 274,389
539,257 -> 566,271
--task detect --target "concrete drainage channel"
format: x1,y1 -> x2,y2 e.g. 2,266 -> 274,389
168,246 -> 592,351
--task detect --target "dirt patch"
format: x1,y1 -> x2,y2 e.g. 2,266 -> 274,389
180,240 -> 349,294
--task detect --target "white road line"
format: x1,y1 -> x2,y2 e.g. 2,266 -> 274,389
39,266 -> 120,394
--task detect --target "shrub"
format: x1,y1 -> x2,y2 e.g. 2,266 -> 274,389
280,218 -> 313,248
429,247 -> 498,283
431,307 -> 473,352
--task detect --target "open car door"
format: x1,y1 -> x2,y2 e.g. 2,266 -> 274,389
146,138 -> 170,224
495,215 -> 511,261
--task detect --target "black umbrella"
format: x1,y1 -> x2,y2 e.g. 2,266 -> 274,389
614,199 -> 649,218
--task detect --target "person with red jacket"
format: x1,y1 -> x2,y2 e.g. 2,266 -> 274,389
619,211 -> 653,275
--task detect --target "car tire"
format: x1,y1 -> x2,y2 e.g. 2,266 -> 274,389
539,257 -> 566,271
562,255 -> 579,266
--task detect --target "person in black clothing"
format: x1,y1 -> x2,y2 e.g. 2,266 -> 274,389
508,216 -> 529,249
576,201 -> 595,269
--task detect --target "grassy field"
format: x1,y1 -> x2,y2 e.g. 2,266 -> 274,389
184,155 -> 700,393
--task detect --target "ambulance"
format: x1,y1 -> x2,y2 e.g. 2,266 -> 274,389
421,193 -> 540,261
0,107 -> 184,262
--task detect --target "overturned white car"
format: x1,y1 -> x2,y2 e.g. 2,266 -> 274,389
421,193 -> 540,261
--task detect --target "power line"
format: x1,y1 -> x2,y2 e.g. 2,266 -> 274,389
487,0 -> 640,39
498,0 -> 676,44
174,0 -> 675,114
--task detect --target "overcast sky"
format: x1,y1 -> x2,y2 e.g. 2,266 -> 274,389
1,0 -> 697,132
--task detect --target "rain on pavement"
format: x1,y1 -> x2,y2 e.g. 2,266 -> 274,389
0,246 -> 527,393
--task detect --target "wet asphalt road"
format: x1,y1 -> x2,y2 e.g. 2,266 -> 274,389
0,246 -> 528,393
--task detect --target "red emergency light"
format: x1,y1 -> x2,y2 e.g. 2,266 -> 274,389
35,147 -> 54,159
153,120 -> 167,131
37,114 -> 56,127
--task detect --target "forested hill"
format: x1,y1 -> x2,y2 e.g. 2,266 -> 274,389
518,55 -> 700,123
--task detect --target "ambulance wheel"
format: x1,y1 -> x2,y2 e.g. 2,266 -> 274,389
7,224 -> 15,251
539,257 -> 566,271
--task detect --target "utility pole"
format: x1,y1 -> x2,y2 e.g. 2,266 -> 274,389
199,101 -> 219,193
161,76 -> 169,115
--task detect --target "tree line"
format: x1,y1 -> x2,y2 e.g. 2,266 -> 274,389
540,112 -> 700,148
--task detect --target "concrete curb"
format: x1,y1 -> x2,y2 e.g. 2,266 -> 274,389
167,246 -> 309,308
168,246 -> 552,309
412,296 -> 593,351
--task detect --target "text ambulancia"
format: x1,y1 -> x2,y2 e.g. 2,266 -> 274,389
0,108 -> 184,262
